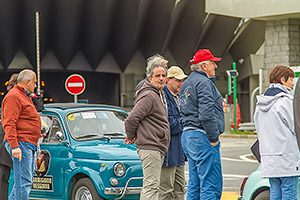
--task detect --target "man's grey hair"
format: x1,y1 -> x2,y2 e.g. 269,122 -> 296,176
146,54 -> 168,77
17,69 -> 35,83
190,60 -> 210,71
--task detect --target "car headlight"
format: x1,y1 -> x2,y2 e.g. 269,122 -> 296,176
113,163 -> 125,177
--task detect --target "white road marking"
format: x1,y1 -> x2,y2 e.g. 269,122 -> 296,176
221,155 -> 258,163
184,154 -> 255,182
184,172 -> 246,179
223,174 -> 247,178
240,154 -> 258,163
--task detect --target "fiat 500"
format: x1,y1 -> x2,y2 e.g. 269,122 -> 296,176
9,103 -> 143,200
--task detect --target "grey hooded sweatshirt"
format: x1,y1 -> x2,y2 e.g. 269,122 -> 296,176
125,81 -> 170,154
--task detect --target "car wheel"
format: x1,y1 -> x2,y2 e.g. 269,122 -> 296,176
253,190 -> 270,200
71,178 -> 104,200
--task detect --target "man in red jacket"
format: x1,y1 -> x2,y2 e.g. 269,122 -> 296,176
2,69 -> 41,200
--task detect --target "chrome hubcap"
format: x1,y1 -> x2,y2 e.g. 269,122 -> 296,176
75,186 -> 93,200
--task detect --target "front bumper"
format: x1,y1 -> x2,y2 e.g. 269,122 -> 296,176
104,177 -> 143,200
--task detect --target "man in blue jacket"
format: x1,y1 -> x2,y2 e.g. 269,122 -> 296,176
159,66 -> 187,200
180,49 -> 224,200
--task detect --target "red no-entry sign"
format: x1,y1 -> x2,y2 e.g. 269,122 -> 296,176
65,74 -> 86,95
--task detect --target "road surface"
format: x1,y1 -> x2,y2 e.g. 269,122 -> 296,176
184,136 -> 259,200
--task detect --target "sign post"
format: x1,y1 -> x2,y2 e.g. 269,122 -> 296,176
232,62 -> 237,132
35,12 -> 41,95
226,64 -> 239,132
65,74 -> 86,103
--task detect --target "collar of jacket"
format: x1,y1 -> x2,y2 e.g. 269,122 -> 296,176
15,85 -> 30,98
143,80 -> 161,94
193,70 -> 216,83
163,86 -> 178,103
269,83 -> 289,92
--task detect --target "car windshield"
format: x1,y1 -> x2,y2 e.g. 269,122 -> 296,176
66,110 -> 127,140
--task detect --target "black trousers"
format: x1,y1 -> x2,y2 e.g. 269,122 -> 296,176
0,163 -> 11,200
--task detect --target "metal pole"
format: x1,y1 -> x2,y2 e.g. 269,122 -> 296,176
233,62 -> 237,132
250,87 -> 259,122
74,95 -> 78,103
227,76 -> 231,95
35,12 -> 41,95
259,68 -> 263,95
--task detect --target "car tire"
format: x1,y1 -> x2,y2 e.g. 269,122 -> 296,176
253,190 -> 270,200
71,178 -> 104,200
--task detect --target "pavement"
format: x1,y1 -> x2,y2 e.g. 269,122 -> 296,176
220,133 -> 256,200
220,133 -> 257,139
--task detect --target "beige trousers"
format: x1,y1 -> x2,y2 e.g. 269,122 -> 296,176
137,149 -> 164,200
159,165 -> 186,200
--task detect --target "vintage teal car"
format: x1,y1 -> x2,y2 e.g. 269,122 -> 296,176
238,165 -> 300,200
238,165 -> 270,200
9,103 -> 143,200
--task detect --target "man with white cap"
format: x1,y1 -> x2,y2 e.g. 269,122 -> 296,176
159,66 -> 187,200
179,49 -> 224,199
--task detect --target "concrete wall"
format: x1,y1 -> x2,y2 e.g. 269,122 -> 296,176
122,51 -> 146,107
206,0 -> 300,19
263,19 -> 300,90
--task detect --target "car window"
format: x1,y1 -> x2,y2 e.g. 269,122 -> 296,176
40,115 -> 64,143
66,110 -> 127,140
41,115 -> 52,135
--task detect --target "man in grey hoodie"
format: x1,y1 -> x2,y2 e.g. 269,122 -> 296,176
125,58 -> 170,200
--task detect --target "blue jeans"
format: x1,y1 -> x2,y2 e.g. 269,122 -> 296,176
5,142 -> 35,200
181,130 -> 222,200
269,176 -> 298,200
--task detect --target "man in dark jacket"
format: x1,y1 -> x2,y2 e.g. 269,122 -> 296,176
159,66 -> 187,200
125,58 -> 170,200
0,114 -> 12,200
180,49 -> 224,200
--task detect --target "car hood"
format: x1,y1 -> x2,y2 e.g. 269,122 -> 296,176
72,141 -> 139,160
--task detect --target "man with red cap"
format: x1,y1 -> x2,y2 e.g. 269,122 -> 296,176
179,49 -> 224,199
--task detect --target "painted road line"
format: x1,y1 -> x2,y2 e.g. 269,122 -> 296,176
222,156 -> 258,163
223,174 -> 247,178
185,172 -> 246,179
239,153 -> 258,163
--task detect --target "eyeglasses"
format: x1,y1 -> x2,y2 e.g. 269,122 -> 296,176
169,78 -> 184,83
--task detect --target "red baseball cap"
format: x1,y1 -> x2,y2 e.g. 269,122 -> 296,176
190,49 -> 221,64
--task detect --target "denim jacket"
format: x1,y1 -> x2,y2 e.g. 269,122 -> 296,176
179,70 -> 224,143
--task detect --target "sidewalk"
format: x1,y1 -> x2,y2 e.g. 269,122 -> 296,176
220,133 -> 257,139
